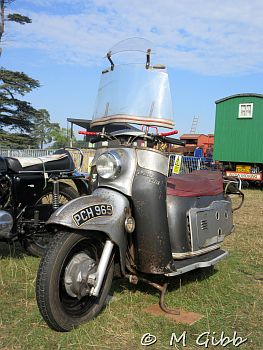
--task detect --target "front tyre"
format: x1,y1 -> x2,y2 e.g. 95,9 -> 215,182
36,231 -> 114,332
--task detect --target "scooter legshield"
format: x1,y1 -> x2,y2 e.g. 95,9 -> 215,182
132,166 -> 174,274
46,187 -> 130,274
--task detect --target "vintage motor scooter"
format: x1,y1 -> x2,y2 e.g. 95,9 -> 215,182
36,39 -> 243,331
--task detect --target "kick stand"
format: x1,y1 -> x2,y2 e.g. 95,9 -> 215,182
159,283 -> 180,315
128,275 -> 180,315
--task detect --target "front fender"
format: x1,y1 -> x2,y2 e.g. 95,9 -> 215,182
47,187 -> 130,273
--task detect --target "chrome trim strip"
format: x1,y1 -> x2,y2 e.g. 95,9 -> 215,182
172,244 -> 221,259
91,114 -> 174,128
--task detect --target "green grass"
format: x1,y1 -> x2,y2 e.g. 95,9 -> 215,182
0,189 -> 262,350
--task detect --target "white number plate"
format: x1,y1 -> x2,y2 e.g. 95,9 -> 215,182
73,204 -> 113,226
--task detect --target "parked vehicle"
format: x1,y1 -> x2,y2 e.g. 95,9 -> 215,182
0,148 -> 89,257
214,93 -> 263,187
35,39 -> 243,331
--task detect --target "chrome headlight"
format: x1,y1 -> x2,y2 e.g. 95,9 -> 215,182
96,151 -> 122,179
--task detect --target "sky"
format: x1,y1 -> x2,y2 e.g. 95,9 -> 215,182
1,0 -> 263,137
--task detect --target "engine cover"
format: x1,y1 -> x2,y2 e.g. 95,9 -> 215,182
188,200 -> 233,251
0,210 -> 13,239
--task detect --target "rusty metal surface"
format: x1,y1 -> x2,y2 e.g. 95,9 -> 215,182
132,165 -> 173,274
144,304 -> 203,325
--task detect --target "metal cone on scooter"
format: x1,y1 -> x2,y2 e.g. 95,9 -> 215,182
36,38 -> 243,332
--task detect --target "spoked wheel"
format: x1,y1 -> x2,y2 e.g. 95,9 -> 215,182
36,231 -> 114,332
22,182 -> 78,257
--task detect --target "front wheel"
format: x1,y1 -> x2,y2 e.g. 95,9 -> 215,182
36,231 -> 114,332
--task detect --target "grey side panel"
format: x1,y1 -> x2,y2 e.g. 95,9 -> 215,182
47,188 -> 130,273
167,193 -> 225,253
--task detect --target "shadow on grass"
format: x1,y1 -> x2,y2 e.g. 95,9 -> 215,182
0,241 -> 27,259
112,266 -> 218,298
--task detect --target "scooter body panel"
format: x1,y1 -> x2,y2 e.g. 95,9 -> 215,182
167,193 -> 233,256
132,165 -> 174,274
46,187 -> 130,273
94,147 -> 137,196
91,146 -> 175,274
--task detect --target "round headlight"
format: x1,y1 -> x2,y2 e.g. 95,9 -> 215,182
96,152 -> 121,179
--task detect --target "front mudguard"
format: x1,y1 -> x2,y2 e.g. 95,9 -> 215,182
46,188 -> 130,274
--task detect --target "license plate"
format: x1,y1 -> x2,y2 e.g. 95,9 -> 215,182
73,204 -> 113,226
236,165 -> 251,173
226,171 -> 262,181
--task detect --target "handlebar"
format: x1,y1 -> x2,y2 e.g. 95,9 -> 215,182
78,131 -> 100,136
78,130 -> 107,144
159,130 -> 178,137
161,137 -> 185,146
78,129 -> 184,146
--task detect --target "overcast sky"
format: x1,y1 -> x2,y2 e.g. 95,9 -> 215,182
2,0 -> 263,135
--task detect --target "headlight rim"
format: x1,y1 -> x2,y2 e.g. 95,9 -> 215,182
96,151 -> 122,180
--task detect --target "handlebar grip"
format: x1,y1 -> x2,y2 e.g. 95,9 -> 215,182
163,137 -> 185,146
79,131 -> 99,135
171,139 -> 185,146
159,130 -> 178,136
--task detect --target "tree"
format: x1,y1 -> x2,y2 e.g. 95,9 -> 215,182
0,0 -> 31,55
51,127 -> 76,149
31,109 -> 60,149
0,1 -> 53,149
0,129 -> 38,148
0,68 -> 44,147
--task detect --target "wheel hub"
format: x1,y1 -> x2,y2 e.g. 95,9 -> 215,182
64,252 -> 96,298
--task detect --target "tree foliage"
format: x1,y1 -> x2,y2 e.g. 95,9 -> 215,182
31,109 -> 60,149
0,129 -> 38,148
7,13 -> 32,24
0,68 -> 58,149
0,1 -> 55,149
1,0 -> 32,55
0,68 -> 40,131
51,127 -> 76,149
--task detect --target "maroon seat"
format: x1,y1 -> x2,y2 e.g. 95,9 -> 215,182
167,170 -> 223,197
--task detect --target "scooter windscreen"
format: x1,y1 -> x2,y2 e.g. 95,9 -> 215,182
91,38 -> 174,129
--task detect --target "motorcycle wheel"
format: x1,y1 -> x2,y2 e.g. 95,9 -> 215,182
22,182 -> 78,257
36,230 -> 114,332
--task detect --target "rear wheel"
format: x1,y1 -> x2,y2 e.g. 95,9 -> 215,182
22,182 -> 78,257
36,231 -> 114,332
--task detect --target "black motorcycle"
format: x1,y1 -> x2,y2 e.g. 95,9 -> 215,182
0,148 -> 89,257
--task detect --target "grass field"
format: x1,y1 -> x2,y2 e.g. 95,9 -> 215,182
0,189 -> 262,350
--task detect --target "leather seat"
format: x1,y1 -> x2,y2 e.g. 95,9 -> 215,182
3,152 -> 75,173
167,170 -> 223,197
